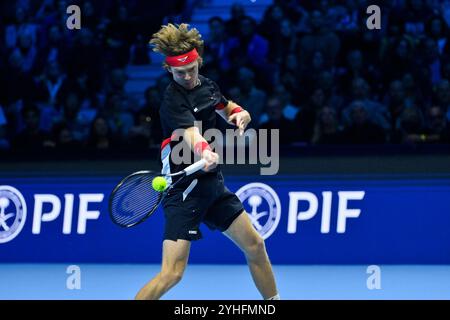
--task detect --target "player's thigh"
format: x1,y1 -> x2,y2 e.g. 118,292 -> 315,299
203,186 -> 244,232
161,239 -> 191,274
223,211 -> 264,252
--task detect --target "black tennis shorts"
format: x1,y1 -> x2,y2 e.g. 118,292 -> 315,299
162,171 -> 244,241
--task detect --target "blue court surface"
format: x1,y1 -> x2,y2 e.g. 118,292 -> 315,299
1,264 -> 449,300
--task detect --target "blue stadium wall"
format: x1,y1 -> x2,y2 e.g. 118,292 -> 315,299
1,156 -> 450,264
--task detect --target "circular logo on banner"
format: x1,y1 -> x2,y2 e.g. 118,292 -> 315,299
236,183 -> 281,240
0,186 -> 27,244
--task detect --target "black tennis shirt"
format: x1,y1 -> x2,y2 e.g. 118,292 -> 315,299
159,75 -> 228,179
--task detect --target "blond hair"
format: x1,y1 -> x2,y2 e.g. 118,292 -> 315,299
150,23 -> 204,69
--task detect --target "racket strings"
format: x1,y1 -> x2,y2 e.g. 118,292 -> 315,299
110,174 -> 162,226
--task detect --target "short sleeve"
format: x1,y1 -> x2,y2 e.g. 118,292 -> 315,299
209,79 -> 229,110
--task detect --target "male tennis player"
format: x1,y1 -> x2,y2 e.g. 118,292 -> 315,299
135,23 -> 279,300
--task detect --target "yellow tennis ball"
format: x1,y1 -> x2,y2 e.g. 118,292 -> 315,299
152,176 -> 167,192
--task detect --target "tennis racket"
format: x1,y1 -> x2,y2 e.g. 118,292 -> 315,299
109,159 -> 206,228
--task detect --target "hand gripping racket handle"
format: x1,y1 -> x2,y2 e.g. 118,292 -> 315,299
183,159 -> 207,176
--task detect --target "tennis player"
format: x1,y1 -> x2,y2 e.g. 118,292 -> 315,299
135,23 -> 279,300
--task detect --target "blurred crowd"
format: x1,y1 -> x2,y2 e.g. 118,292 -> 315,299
1,0 -> 450,159
204,0 -> 450,147
0,0 -> 190,156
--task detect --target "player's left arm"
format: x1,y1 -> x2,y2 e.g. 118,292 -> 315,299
216,101 -> 252,136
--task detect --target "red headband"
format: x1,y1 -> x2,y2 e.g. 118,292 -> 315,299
165,48 -> 199,67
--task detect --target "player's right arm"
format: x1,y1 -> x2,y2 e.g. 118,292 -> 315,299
160,94 -> 218,171
183,126 -> 219,172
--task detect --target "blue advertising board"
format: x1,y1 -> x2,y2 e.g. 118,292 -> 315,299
0,174 -> 449,264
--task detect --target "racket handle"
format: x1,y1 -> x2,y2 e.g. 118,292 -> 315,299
184,159 -> 206,176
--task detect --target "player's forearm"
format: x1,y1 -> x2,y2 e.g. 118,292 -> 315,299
183,126 -> 211,155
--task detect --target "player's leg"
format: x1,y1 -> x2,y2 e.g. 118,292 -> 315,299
136,186 -> 208,300
223,211 -> 279,300
135,239 -> 190,300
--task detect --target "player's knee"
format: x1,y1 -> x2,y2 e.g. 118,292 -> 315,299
160,270 -> 183,286
172,270 -> 184,284
245,235 -> 266,260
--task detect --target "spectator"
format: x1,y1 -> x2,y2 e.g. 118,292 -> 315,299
392,105 -> 427,144
225,3 -> 246,37
426,105 -> 450,143
228,16 -> 269,74
381,37 -> 416,83
295,88 -> 327,142
140,86 -> 163,145
311,106 -> 343,145
402,0 -> 433,37
52,122 -> 82,154
339,49 -> 379,94
233,67 -> 267,128
81,1 -> 101,30
279,53 -> 302,99
425,15 -> 449,55
259,4 -> 285,47
129,33 -> 151,65
128,108 -> 153,150
11,31 -> 38,74
36,24 -> 69,72
105,4 -> 136,67
384,80 -> 408,130
419,37 -> 442,86
204,16 -> 234,72
402,72 -> 427,112
325,0 -> 359,32
12,103 -> 54,152
259,96 -> 299,144
434,79 -> 450,121
87,116 -> 119,152
67,28 -> 102,85
341,101 -> 387,144
4,4 -> 38,49
298,10 -> 341,69
273,84 -> 301,122
1,50 -> 36,107
342,77 -> 391,130
60,91 -> 97,142
103,93 -> 135,137
34,61 -> 68,107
